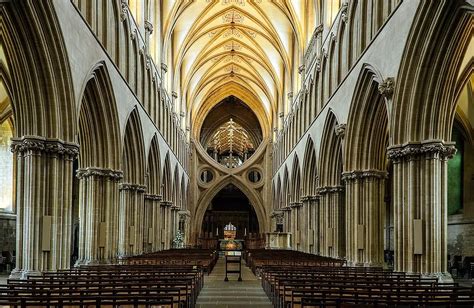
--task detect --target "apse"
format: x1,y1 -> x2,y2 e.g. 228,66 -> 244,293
200,96 -> 262,168
201,184 -> 259,239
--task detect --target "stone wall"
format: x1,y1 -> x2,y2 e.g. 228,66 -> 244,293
448,214 -> 474,257
0,212 -> 16,253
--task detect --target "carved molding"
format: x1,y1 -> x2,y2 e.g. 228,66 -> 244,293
144,194 -> 162,201
160,200 -> 173,207
340,3 -> 349,23
387,141 -> 457,162
317,185 -> 344,195
341,169 -> 388,182
120,0 -> 128,22
11,136 -> 79,159
119,183 -> 147,192
76,167 -> 123,181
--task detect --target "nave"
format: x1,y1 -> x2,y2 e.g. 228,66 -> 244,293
2,248 -> 474,307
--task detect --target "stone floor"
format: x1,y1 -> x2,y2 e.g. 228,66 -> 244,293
196,256 -> 273,308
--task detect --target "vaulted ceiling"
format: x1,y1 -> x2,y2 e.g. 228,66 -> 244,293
161,0 -> 317,136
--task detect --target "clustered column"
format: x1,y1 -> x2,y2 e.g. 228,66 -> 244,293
343,170 -> 386,266
289,202 -> 302,250
10,136 -> 79,278
76,167 -> 123,265
317,186 -> 345,258
160,200 -> 173,250
387,141 -> 455,279
118,183 -> 147,257
170,205 -> 180,246
144,194 -> 162,253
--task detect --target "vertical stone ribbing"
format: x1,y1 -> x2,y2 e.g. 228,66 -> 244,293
161,201 -> 173,250
10,136 -> 79,279
76,168 -> 122,265
118,183 -> 146,257
388,141 -> 455,279
343,170 -> 386,266
317,186 -> 344,258
144,194 -> 162,252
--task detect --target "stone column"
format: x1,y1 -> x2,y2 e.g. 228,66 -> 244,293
10,136 -> 79,278
343,170 -> 386,266
144,194 -> 162,252
387,141 -> 455,279
290,202 -> 302,250
160,201 -> 173,250
118,183 -> 146,257
178,210 -> 191,245
76,168 -> 122,265
311,195 -> 321,254
170,205 -> 180,246
318,186 -> 344,258
301,196 -> 311,252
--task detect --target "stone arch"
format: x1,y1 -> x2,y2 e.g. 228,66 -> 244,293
193,176 -> 267,241
146,134 -> 162,195
302,136 -> 318,196
392,1 -> 473,144
77,62 -> 121,170
290,155 -> 302,203
122,107 -> 146,185
318,110 -> 345,258
0,0 -> 76,140
343,64 -> 389,266
162,152 -> 172,202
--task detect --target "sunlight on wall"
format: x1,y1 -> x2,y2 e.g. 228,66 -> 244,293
326,0 -> 341,28
0,120 -> 13,211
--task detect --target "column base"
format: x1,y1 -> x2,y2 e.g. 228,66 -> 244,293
9,268 -> 23,279
20,270 -> 42,280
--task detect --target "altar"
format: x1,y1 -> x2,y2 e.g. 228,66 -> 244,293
219,222 -> 244,251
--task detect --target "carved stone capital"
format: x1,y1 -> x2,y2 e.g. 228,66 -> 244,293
387,141 -> 457,162
290,202 -> 303,208
378,77 -> 395,99
342,170 -> 388,182
11,136 -> 79,159
144,194 -> 162,201
160,200 -> 173,207
317,185 -> 344,195
76,167 -> 123,181
119,183 -> 147,192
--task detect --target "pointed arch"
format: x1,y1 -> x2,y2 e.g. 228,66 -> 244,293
319,110 -> 344,186
302,136 -> 318,196
146,134 -> 162,195
162,152 -> 172,202
290,155 -> 302,203
344,64 -> 388,172
78,62 -> 121,169
122,107 -> 146,184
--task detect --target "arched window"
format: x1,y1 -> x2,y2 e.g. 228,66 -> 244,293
0,119 -> 13,212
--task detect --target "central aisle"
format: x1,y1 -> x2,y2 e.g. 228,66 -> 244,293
196,255 -> 273,308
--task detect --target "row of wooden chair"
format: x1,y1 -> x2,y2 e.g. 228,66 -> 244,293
0,249 -> 216,307
246,249 -> 474,307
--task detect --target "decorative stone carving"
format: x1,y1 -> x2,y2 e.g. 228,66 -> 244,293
340,3 -> 349,23
120,0 -> 128,22
334,124 -> 346,137
378,77 -> 395,99
278,112 -> 284,118
160,200 -> 173,207
161,63 -> 168,73
144,194 -> 162,201
11,136 -> 79,159
172,91 -> 178,99
271,210 -> 284,225
298,65 -> 305,75
144,20 -> 153,34
387,141 -> 457,162
76,167 -> 123,181
317,185 -> 344,195
341,169 -> 388,181
119,183 -> 147,192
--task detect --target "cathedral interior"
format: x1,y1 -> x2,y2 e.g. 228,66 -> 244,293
0,0 -> 473,306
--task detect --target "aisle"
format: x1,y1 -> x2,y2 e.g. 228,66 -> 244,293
196,256 -> 273,308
